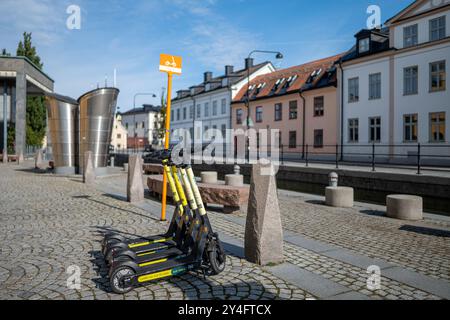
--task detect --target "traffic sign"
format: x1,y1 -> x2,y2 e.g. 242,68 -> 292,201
159,54 -> 182,74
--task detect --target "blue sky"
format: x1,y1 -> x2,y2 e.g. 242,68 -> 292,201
0,0 -> 413,111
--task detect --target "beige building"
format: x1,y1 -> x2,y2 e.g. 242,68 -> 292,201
111,114 -> 128,151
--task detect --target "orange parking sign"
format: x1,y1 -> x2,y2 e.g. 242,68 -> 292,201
159,54 -> 182,74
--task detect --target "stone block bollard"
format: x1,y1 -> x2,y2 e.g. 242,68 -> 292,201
123,163 -> 129,172
245,163 -> 284,266
17,150 -> 24,165
127,155 -> 144,203
35,149 -> 44,169
83,151 -> 95,184
201,171 -> 218,184
225,174 -> 244,187
325,187 -> 354,208
387,195 -> 423,221
2,149 -> 7,164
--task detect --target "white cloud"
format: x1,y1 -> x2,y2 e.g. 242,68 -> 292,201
0,0 -> 70,45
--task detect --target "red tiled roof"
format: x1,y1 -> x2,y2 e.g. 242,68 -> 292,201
233,53 -> 344,103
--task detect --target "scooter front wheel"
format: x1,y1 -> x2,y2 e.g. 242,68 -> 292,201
208,241 -> 226,275
110,266 -> 136,294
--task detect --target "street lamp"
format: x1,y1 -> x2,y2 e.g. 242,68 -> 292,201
133,93 -> 157,153
245,50 -> 283,162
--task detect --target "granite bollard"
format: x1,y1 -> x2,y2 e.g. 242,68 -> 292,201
127,155 -> 144,203
2,149 -> 7,164
387,195 -> 423,221
201,171 -> 218,184
83,151 -> 95,184
35,149 -> 44,169
244,163 -> 284,266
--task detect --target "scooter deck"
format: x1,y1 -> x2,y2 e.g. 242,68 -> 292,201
130,256 -> 198,285
134,247 -> 186,266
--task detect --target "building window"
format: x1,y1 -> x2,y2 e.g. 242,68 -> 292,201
236,109 -> 243,125
348,77 -> 359,102
313,96 -> 324,117
189,127 -> 194,140
176,109 -> 180,121
369,117 -> 381,143
182,107 -> 186,120
404,66 -> 418,95
125,123 -> 128,129
314,130 -> 323,148
117,134 -> 121,139
289,131 -> 297,149
348,119 -> 359,142
404,24 -> 418,47
204,126 -> 209,139
256,106 -> 263,123
204,103 -> 209,117
212,101 -> 218,116
221,98 -> 227,114
142,121 -> 145,129
289,100 -> 298,119
404,114 -> 418,142
189,105 -> 194,119
430,16 -> 446,41
170,111 -> 174,122
359,38 -> 370,53
430,61 -> 446,92
369,73 -> 381,100
196,104 -> 201,118
274,103 -> 282,121
430,112 -> 446,142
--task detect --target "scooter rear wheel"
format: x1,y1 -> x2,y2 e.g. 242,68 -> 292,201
110,266 -> 135,294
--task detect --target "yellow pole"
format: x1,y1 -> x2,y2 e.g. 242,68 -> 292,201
161,72 -> 173,221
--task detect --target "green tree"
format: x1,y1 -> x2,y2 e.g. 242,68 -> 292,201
16,32 -> 46,147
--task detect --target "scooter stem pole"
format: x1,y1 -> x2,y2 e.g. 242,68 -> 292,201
161,72 -> 173,221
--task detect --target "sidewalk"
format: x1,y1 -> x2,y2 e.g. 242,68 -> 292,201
0,161 -> 449,300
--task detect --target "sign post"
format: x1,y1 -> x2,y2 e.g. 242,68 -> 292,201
159,54 -> 182,221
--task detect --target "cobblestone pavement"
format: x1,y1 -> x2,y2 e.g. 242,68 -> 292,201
0,163 -> 313,300
267,192 -> 450,283
1,162 -> 449,300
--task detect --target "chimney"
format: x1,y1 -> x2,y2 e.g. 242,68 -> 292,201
245,58 -> 254,69
225,65 -> 234,76
204,71 -> 213,83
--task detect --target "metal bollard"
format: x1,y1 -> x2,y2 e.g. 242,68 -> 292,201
329,172 -> 338,187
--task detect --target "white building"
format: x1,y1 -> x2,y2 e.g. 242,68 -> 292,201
120,104 -> 162,150
110,114 -> 128,151
170,58 -> 276,147
340,0 -> 449,164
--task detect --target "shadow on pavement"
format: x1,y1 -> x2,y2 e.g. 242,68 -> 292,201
400,225 -> 450,238
89,248 -> 283,300
359,209 -> 386,217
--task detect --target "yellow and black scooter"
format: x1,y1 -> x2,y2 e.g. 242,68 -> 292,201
102,154 -> 193,264
104,160 -> 196,266
108,161 -> 226,294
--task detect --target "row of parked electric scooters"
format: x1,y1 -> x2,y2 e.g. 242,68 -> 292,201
101,150 -> 227,294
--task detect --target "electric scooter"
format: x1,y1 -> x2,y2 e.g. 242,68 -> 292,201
104,160 -> 196,265
108,162 -> 226,294
102,153 -> 193,264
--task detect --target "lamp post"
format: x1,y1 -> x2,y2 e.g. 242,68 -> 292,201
245,50 -> 283,162
133,93 -> 156,153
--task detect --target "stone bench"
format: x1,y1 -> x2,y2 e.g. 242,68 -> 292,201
325,187 -> 354,208
143,163 -> 164,175
387,195 -> 423,221
147,175 -> 249,214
